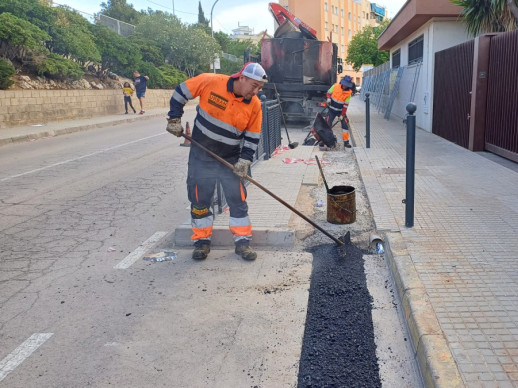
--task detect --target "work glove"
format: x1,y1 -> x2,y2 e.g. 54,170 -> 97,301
326,98 -> 331,104
166,118 -> 183,137
339,115 -> 344,121
233,158 -> 251,178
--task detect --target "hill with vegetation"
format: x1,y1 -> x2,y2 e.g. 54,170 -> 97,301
0,0 -> 260,90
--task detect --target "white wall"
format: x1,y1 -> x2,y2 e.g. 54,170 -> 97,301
389,19 -> 472,131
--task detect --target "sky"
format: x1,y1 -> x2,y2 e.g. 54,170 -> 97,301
52,0 -> 407,35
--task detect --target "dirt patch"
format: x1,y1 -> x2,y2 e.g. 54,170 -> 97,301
301,143 -> 377,251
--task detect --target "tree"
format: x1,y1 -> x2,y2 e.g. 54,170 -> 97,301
170,25 -> 220,77
90,23 -> 141,77
451,0 -> 518,36
134,11 -> 220,77
213,31 -> 231,52
192,1 -> 210,35
224,39 -> 260,59
0,0 -> 57,31
50,6 -> 101,65
0,12 -> 50,61
346,19 -> 390,72
133,11 -> 183,63
198,1 -> 209,26
99,0 -> 144,25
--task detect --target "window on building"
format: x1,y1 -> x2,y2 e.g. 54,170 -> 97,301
341,45 -> 345,53
348,12 -> 351,20
348,29 -> 352,38
324,2 -> 328,11
341,27 -> 344,35
325,21 -> 328,30
408,35 -> 424,64
341,9 -> 344,17
392,49 -> 401,68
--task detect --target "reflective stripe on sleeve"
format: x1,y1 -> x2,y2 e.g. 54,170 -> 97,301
172,90 -> 188,105
180,83 -> 193,100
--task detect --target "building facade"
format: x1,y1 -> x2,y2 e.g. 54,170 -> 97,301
376,0 -> 471,131
230,24 -> 272,44
278,0 -> 384,86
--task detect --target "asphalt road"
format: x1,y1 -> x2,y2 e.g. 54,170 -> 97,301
0,113 -> 196,386
0,113 -> 422,387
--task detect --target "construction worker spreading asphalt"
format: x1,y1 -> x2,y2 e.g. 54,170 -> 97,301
166,62 -> 268,261
326,75 -> 354,148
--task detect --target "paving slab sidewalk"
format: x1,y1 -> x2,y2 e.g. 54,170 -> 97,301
348,97 -> 518,388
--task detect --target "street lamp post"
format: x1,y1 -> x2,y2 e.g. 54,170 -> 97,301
211,0 -> 220,73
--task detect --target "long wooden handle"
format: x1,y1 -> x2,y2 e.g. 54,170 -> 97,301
181,133 -> 344,246
315,155 -> 329,193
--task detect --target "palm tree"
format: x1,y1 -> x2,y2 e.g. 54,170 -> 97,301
452,0 -> 518,35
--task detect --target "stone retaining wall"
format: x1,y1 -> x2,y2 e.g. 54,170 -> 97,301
0,89 -> 173,128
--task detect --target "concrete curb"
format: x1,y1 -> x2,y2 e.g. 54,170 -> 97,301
173,222 -> 295,247
384,232 -> 465,388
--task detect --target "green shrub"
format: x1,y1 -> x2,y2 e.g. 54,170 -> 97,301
158,64 -> 187,88
0,59 -> 15,90
37,53 -> 84,80
219,57 -> 243,76
128,61 -> 164,89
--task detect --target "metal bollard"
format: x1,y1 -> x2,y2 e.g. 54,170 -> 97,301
365,92 -> 371,149
404,103 -> 417,228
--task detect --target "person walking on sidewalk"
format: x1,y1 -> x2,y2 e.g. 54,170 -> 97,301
122,82 -> 137,114
133,70 -> 149,114
166,62 -> 267,261
326,75 -> 353,148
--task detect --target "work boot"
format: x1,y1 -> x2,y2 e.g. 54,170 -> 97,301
235,244 -> 257,261
192,241 -> 211,260
344,141 -> 352,148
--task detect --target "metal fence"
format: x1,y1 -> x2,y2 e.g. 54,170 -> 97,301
212,99 -> 282,214
98,14 -> 135,37
360,61 -> 422,121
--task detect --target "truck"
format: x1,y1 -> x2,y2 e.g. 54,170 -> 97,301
251,3 -> 342,122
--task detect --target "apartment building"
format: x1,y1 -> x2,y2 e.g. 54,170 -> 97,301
278,0 -> 385,86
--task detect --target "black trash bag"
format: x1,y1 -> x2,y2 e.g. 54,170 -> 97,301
311,112 -> 337,148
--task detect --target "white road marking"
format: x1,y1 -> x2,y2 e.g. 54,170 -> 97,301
0,333 -> 53,382
1,133 -> 166,182
114,231 -> 169,269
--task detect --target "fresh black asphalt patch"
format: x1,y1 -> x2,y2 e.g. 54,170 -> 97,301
298,236 -> 381,387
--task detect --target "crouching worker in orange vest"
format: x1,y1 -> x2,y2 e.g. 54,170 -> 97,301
166,63 -> 268,261
326,75 -> 353,148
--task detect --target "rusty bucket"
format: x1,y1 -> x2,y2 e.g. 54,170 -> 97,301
326,185 -> 356,224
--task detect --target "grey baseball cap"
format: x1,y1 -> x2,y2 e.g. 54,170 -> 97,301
231,62 -> 268,82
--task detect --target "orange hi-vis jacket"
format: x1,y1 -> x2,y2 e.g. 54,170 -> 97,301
326,83 -> 352,116
168,73 -> 262,163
